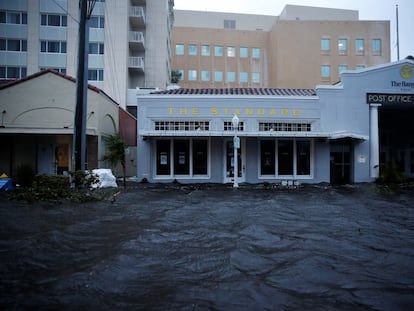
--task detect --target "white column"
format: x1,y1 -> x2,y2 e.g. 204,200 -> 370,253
370,104 -> 381,178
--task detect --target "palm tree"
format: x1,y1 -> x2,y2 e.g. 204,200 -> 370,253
103,132 -> 127,187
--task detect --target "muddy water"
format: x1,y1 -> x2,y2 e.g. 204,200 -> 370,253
1,184 -> 413,310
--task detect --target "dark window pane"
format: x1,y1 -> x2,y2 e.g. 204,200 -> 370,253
0,39 -> 6,50
21,67 -> 26,77
88,69 -> 97,80
7,67 -> 20,78
193,140 -> 207,175
8,39 -> 20,51
174,140 -> 189,175
22,40 -> 27,51
22,13 -> 27,24
41,41 -> 47,52
278,140 -> 293,175
48,15 -> 60,26
61,42 -> 66,53
8,12 -> 20,24
156,140 -> 170,175
297,140 -> 310,175
48,41 -> 59,52
62,15 -> 67,26
261,140 -> 275,175
0,67 -> 5,78
41,14 -> 47,25
0,12 -> 6,23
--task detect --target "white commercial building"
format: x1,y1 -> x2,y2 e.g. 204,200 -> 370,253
136,60 -> 414,184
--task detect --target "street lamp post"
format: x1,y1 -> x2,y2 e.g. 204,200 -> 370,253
232,114 -> 239,188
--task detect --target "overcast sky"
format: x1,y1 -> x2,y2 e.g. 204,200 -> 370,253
174,0 -> 413,62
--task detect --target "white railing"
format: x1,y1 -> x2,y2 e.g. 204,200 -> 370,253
130,6 -> 144,18
128,57 -> 144,69
129,31 -> 144,43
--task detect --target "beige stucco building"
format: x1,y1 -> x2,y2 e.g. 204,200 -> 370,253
171,5 -> 390,89
0,70 -> 137,178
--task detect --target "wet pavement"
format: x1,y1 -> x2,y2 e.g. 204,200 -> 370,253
1,183 -> 414,310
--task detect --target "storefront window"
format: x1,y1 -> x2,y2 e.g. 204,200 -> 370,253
261,140 -> 275,175
156,139 -> 209,177
260,139 -> 311,177
297,140 -> 310,175
193,140 -> 208,175
278,140 -> 293,175
174,140 -> 189,175
156,140 -> 170,175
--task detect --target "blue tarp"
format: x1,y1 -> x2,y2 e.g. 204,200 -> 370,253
0,178 -> 13,191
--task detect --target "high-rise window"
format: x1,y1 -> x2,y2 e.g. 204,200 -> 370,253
0,11 -> 27,24
201,70 -> 210,81
321,38 -> 330,52
188,70 -> 197,81
240,47 -> 248,58
188,44 -> 197,56
252,48 -> 261,58
252,72 -> 260,83
201,45 -> 210,56
214,46 -> 223,57
338,39 -> 347,54
41,14 -> 67,27
175,44 -> 184,55
239,72 -> 248,83
227,71 -> 235,82
214,71 -> 223,82
0,39 -> 27,51
40,40 -> 67,53
0,66 -> 27,79
224,19 -> 236,29
88,69 -> 104,81
89,16 -> 104,28
321,65 -> 330,79
227,46 -> 235,57
355,39 -> 364,54
89,42 -> 104,55
372,39 -> 381,54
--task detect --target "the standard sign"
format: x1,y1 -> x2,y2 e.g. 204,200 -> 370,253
366,93 -> 414,105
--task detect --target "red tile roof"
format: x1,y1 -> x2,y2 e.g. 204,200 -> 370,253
0,69 -> 101,93
151,88 -> 316,96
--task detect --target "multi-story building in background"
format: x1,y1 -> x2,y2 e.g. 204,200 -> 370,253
0,0 -> 174,109
172,5 -> 390,89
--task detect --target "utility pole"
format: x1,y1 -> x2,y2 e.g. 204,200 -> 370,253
73,0 -> 91,171
396,4 -> 400,61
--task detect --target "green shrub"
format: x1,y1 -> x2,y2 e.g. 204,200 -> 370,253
376,161 -> 406,184
10,172 -> 115,203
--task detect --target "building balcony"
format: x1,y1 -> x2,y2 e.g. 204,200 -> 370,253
129,31 -> 145,51
128,56 -> 144,72
129,6 -> 145,29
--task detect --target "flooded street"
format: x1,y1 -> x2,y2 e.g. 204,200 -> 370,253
1,183 -> 414,310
